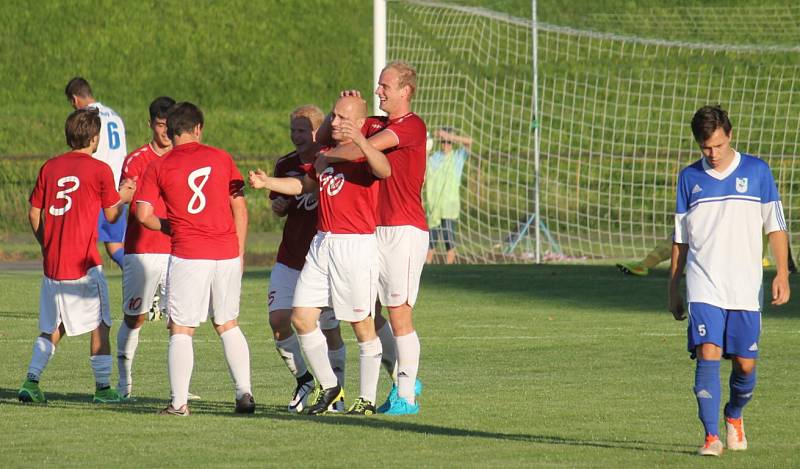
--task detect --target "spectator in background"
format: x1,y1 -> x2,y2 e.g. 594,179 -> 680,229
425,127 -> 472,264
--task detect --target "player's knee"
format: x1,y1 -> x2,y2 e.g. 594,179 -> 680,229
124,314 -> 146,329
734,358 -> 756,375
269,309 -> 293,339
291,311 -> 316,335
696,343 -> 722,361
214,319 -> 239,335
388,305 -> 414,335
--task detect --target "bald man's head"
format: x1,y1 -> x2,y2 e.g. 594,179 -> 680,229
331,95 -> 368,144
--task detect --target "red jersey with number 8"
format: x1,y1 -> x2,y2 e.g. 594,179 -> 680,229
29,151 -> 121,280
137,142 -> 244,260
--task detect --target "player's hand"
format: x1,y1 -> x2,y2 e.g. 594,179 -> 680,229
271,197 -> 290,216
314,154 -> 329,174
771,272 -> 790,305
668,291 -> 686,320
338,118 -> 366,146
248,169 -> 269,189
118,178 -> 136,203
339,89 -> 362,98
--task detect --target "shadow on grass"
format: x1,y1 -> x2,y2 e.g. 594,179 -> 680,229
0,387 -> 692,455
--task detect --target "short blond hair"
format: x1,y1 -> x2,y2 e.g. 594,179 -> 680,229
290,104 -> 324,130
384,60 -> 417,98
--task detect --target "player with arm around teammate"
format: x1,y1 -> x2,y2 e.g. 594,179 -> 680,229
250,95 -> 391,415
136,102 -> 254,416
668,105 -> 790,457
65,77 -> 128,268
319,61 -> 428,415
19,108 -> 135,404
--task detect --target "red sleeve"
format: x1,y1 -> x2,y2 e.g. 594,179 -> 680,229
228,153 -> 245,196
137,161 -> 160,206
29,163 -> 47,208
386,115 -> 426,148
99,163 -> 121,209
121,152 -> 140,181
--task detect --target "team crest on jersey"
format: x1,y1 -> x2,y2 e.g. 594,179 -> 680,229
318,167 -> 345,196
736,177 -> 748,193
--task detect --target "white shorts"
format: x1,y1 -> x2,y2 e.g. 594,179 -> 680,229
269,262 -> 339,329
293,232 -> 378,322
377,225 -> 429,307
123,253 -> 169,316
39,266 -> 112,337
166,256 -> 242,327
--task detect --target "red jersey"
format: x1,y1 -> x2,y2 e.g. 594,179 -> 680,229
122,143 -> 171,254
29,151 -> 121,280
270,151 -> 318,270
365,112 -> 428,231
309,156 -> 378,235
137,142 -> 244,260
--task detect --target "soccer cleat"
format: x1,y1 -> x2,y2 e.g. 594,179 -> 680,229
93,387 -> 123,404
18,380 -> 46,403
726,416 -> 748,451
159,404 -> 190,416
616,262 -> 649,276
187,391 -> 202,401
288,373 -> 316,413
346,397 -> 376,415
328,392 -> 346,413
306,384 -> 343,415
377,379 -> 423,413
235,393 -> 256,414
382,397 -> 420,415
698,435 -> 724,457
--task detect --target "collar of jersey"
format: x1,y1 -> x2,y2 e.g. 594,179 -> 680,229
702,150 -> 741,180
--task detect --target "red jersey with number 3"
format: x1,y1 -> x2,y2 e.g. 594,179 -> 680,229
270,151 -> 318,270
364,112 -> 428,231
29,151 -> 121,280
137,142 -> 244,260
122,143 -> 171,254
309,154 -> 378,234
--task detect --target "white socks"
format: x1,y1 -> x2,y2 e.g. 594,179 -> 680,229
90,355 -> 113,389
358,338 -> 382,404
328,346 -> 346,388
26,337 -> 55,382
396,331 -> 420,404
168,334 -> 194,408
220,327 -> 252,399
376,321 -> 397,381
116,322 -> 141,395
298,328 -> 337,389
275,334 -> 308,378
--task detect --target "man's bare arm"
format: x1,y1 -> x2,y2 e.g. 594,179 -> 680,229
249,169 -> 316,195
768,230 -> 791,305
29,206 -> 43,247
324,130 -> 399,163
231,193 -> 248,266
668,242 -> 689,320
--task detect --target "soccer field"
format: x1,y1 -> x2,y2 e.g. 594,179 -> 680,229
1,264 -> 798,467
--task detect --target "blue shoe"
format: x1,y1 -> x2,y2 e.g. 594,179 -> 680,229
377,379 -> 423,413
383,397 -> 419,415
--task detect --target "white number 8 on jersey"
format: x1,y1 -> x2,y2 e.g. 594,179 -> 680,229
187,166 -> 212,214
49,176 -> 80,216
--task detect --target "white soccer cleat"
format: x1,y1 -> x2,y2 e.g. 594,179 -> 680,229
726,417 -> 748,451
288,377 -> 316,413
698,435 -> 724,457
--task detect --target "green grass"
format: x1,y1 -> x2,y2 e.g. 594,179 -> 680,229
1,264 -> 798,467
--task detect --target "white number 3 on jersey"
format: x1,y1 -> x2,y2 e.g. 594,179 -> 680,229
187,166 -> 212,214
49,176 -> 80,216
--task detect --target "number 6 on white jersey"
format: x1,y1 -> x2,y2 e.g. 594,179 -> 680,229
187,166 -> 212,214
49,176 -> 80,216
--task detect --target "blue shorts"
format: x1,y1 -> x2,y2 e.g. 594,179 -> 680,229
97,205 -> 127,243
429,219 -> 457,250
687,302 -> 761,359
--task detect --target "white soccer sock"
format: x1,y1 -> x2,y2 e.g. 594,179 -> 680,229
220,327 -> 252,399
396,331 -> 421,404
358,338 -> 382,404
297,328 -> 337,389
328,345 -> 346,388
116,322 -> 141,395
26,337 -> 55,382
90,354 -> 113,389
275,333 -> 308,378
376,321 -> 397,382
168,334 -> 193,409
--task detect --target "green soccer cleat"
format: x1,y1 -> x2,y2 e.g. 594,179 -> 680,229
346,397 -> 376,416
93,387 -> 123,404
377,379 -> 423,413
616,262 -> 649,277
18,380 -> 46,403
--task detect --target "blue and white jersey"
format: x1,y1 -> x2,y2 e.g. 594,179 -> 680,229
674,151 -> 786,311
88,102 -> 127,188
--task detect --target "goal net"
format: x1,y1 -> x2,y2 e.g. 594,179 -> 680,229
384,0 -> 800,263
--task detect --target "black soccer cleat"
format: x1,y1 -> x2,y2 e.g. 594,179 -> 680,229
306,384 -> 343,415
346,397 -> 376,416
235,393 -> 256,414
